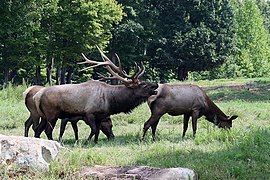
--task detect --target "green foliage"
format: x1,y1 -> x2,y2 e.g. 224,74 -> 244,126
0,0 -> 123,85
1,0 -> 270,83
222,0 -> 270,78
256,0 -> 270,32
143,0 -> 235,80
108,0 -> 236,81
0,1 -> 43,82
53,0 -> 123,60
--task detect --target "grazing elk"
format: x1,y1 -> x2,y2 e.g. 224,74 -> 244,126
58,116 -> 114,142
33,47 -> 158,143
23,85 -> 114,142
142,84 -> 238,140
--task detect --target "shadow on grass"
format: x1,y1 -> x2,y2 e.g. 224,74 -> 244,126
207,87 -> 270,102
61,133 -> 143,148
60,128 -> 209,149
135,128 -> 270,179
0,123 -> 17,130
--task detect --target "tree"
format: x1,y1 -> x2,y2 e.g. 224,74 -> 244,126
51,0 -> 123,84
141,0 -> 236,80
225,0 -> 270,77
0,0 -> 123,85
0,1 -> 44,85
256,0 -> 270,32
108,1 -> 147,81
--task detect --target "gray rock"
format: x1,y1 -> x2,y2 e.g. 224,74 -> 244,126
78,165 -> 197,180
0,134 -> 61,171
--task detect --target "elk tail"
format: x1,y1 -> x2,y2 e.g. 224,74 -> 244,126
23,86 -> 36,101
147,84 -> 162,110
33,90 -> 46,118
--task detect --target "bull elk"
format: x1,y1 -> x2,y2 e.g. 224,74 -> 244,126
142,84 -> 238,140
33,47 -> 158,143
23,85 -> 114,142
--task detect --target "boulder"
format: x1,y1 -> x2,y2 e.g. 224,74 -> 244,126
0,134 -> 61,171
78,165 -> 197,180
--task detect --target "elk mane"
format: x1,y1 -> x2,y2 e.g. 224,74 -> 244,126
108,87 -> 148,114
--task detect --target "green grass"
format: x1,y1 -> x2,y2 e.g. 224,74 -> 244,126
0,77 -> 270,179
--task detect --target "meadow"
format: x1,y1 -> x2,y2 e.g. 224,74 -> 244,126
0,77 -> 270,179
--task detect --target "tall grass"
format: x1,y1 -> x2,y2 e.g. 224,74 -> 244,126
0,82 -> 27,102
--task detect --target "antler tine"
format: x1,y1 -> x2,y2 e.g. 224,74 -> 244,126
96,72 -> 117,81
130,62 -> 140,79
96,46 -> 137,82
79,66 -> 95,72
96,46 -> 123,73
134,62 -> 145,79
114,53 -> 131,78
79,53 -> 111,67
137,62 -> 145,79
114,53 -> 122,71
104,65 -> 133,84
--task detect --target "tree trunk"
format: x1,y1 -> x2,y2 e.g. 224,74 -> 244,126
56,67 -> 61,85
60,66 -> 66,84
46,58 -> 53,85
177,67 -> 188,81
10,70 -> 18,84
66,66 -> 73,84
46,66 -> 52,85
3,67 -> 9,86
35,65 -> 42,85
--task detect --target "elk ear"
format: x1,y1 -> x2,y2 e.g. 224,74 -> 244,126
229,115 -> 238,121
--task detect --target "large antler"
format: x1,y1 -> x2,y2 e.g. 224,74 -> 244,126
80,46 -> 145,86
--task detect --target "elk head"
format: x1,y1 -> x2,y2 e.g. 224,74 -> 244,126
100,117 -> 115,140
80,46 -> 158,97
213,115 -> 238,129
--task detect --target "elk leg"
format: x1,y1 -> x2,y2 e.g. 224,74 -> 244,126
88,131 -> 95,141
94,120 -> 101,143
34,118 -> 47,138
32,116 -> 40,131
45,119 -> 57,140
191,111 -> 199,138
59,118 -> 68,142
182,114 -> 190,138
151,120 -> 160,141
142,114 -> 162,140
71,121 -> 79,141
84,115 -> 96,141
24,117 -> 33,137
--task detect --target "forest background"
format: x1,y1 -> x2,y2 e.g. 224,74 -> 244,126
1,0 -> 270,85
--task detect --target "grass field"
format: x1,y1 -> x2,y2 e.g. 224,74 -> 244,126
0,78 -> 270,179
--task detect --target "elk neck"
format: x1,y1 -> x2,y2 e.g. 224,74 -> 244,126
204,94 -> 227,121
107,85 -> 147,114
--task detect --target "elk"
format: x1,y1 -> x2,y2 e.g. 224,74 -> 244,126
23,85 -> 114,142
142,84 -> 238,140
58,116 -> 114,142
33,47 -> 158,143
